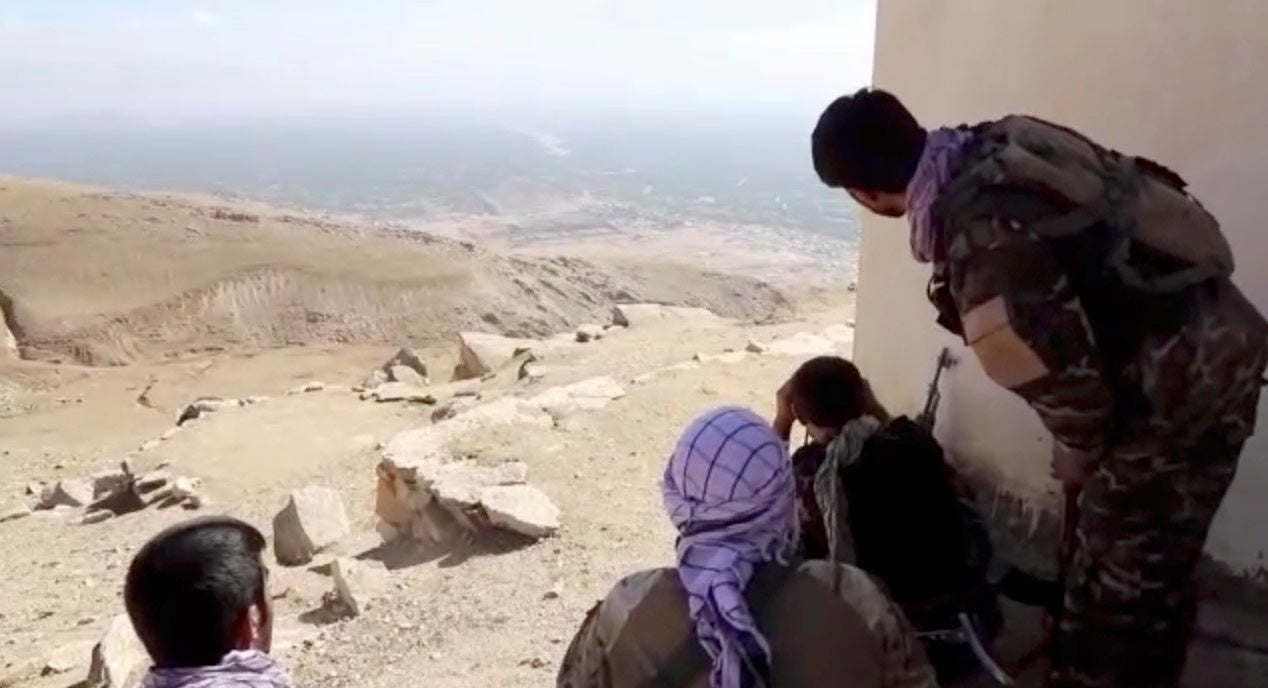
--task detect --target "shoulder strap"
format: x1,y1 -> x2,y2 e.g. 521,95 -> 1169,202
640,562 -> 803,688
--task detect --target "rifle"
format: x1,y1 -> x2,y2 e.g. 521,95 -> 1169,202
915,347 -> 956,431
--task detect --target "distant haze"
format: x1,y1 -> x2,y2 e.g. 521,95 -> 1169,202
0,1 -> 871,239
0,0 -> 874,123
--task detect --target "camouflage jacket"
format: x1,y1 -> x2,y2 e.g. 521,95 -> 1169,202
926,121 -> 1268,460
557,561 -> 937,688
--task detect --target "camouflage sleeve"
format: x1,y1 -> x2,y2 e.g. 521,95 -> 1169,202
556,601 -> 609,688
832,565 -> 940,688
945,206 -> 1114,461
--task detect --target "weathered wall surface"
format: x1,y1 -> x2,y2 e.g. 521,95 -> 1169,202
857,0 -> 1268,573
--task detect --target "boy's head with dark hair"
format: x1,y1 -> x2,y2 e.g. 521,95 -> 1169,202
125,517 -> 272,667
811,88 -> 927,218
789,356 -> 885,443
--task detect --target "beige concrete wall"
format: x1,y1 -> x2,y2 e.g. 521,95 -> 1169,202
857,0 -> 1268,573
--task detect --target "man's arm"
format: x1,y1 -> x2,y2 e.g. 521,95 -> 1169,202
945,205 -> 1115,470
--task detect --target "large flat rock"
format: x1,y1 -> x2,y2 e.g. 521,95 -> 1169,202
455,332 -> 540,379
480,484 -> 560,539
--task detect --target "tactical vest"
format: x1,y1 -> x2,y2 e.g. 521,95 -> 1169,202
928,116 -> 1233,376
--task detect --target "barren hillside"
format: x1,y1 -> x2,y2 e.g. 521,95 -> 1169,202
0,176 -> 790,367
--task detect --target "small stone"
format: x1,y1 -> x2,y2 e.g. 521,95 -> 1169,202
0,503 -> 31,523
82,510 -> 115,525
41,641 -> 87,676
521,362 -> 546,382
388,365 -> 426,387
136,470 -> 172,494
745,339 -> 769,354
90,470 -> 129,498
272,486 -> 351,566
170,476 -> 200,500
243,395 -> 271,405
575,324 -> 604,343
40,479 -> 94,509
120,458 -> 134,475
330,557 -> 390,617
371,382 -> 436,404
544,580 -> 564,600
176,396 -> 239,426
360,369 -> 389,390
182,493 -> 205,510
160,427 -> 180,441
382,347 -> 429,382
87,615 -> 146,688
693,351 -> 748,364
290,381 -> 325,395
847,281 -> 858,292
138,440 -> 161,452
25,481 -> 43,495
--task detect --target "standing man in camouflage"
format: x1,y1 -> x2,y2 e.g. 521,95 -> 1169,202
809,88 -> 1268,687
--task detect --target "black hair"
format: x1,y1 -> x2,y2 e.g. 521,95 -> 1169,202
811,88 -> 927,192
125,516 -> 267,667
790,356 -> 869,428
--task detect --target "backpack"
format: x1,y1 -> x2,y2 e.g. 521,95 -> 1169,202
928,117 -> 1233,377
934,115 -> 1233,294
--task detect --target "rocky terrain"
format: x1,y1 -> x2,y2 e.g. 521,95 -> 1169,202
1,178 -> 1262,688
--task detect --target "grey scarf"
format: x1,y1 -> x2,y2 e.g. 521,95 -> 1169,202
814,416 -> 882,566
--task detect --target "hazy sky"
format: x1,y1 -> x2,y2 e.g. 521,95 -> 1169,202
0,0 -> 875,123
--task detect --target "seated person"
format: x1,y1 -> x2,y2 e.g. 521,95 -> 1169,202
558,406 -> 938,688
775,356 -> 1006,686
125,516 -> 293,688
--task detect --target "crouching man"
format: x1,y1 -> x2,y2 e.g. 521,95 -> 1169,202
776,355 -> 1006,686
126,516 -> 293,688
558,406 -> 937,688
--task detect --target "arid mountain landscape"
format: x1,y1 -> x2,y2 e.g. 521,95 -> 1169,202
0,174 -> 863,687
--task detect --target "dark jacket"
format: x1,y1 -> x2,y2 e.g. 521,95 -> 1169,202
557,560 -> 937,688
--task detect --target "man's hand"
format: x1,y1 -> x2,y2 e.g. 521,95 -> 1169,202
773,379 -> 796,442
1051,443 -> 1095,487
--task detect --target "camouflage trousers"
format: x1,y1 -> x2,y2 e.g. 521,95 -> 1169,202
1047,389 -> 1265,687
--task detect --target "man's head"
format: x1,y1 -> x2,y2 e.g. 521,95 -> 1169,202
125,517 -> 272,668
812,88 -> 927,218
789,356 -> 874,443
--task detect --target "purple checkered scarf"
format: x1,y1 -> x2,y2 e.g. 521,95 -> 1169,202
662,406 -> 798,688
906,126 -> 973,265
139,651 -> 292,688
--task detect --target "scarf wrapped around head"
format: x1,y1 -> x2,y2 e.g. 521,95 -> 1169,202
662,406 -> 798,688
906,127 -> 973,265
140,650 -> 293,688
